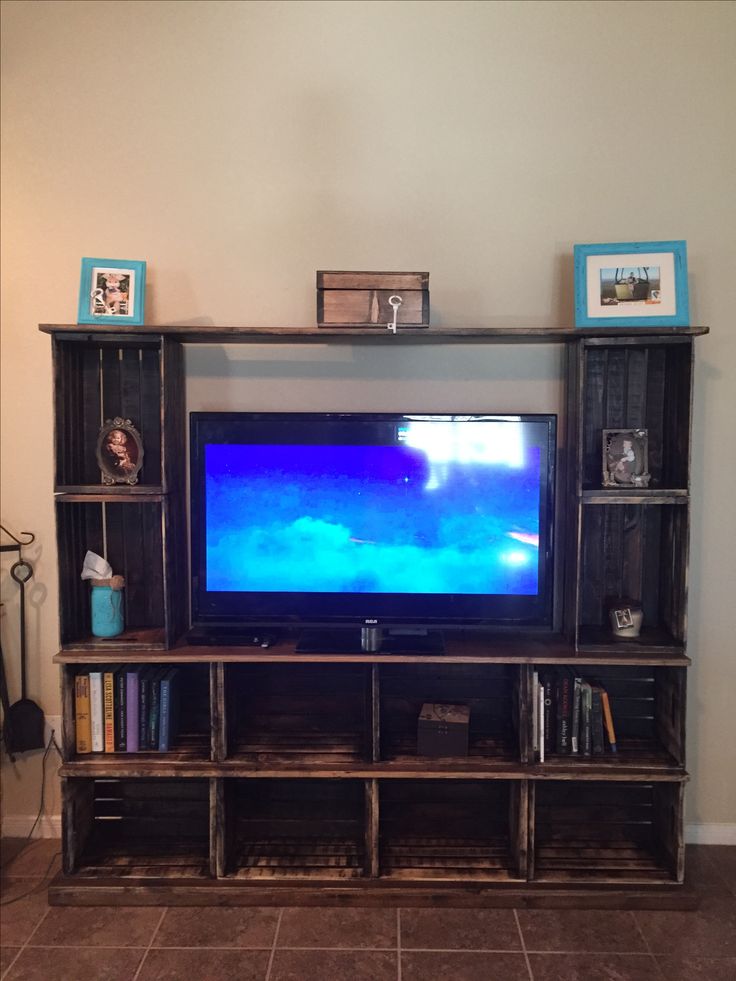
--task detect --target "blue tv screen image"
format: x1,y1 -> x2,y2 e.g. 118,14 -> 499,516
204,418 -> 543,598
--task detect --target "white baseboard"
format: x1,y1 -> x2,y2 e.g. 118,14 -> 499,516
1,814 -> 62,838
685,823 -> 736,845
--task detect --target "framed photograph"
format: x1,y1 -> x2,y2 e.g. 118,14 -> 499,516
602,428 -> 650,488
96,417 -> 144,485
574,241 -> 689,328
77,258 -> 146,326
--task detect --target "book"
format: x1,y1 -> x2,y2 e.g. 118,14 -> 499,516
125,667 -> 141,752
555,669 -> 573,755
148,668 -> 166,750
138,668 -> 153,751
538,680 -> 545,764
571,677 -> 582,754
532,670 -> 539,757
580,681 -> 593,757
158,668 -> 180,751
89,670 -> 104,752
542,674 -> 554,757
114,666 -> 127,752
591,684 -> 605,755
103,664 -> 117,753
74,673 -> 92,754
601,688 -> 617,753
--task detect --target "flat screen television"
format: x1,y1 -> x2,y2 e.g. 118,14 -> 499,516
190,412 -> 556,650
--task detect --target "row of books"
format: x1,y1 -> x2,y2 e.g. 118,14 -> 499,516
532,669 -> 617,762
74,666 -> 180,754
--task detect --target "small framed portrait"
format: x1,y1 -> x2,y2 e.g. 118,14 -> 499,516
574,241 -> 689,328
77,258 -> 146,326
96,417 -> 144,485
602,428 -> 650,488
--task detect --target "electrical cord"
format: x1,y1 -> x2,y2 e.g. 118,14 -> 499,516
0,728 -> 63,905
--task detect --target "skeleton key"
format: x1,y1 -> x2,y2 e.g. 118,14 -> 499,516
387,294 -> 402,333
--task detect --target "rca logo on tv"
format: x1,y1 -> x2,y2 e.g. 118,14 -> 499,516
364,619 -> 379,624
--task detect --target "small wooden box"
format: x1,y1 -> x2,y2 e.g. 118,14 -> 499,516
317,270 -> 430,328
417,703 -> 470,757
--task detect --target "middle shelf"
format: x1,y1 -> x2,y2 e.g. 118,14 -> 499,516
60,660 -> 686,780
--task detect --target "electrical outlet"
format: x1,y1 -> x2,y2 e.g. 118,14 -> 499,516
44,715 -> 62,745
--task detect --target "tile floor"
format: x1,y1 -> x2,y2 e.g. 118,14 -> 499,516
1,839 -> 735,980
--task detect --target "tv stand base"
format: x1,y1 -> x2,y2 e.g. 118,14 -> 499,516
295,627 -> 446,655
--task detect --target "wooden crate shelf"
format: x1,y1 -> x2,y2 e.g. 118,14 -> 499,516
44,325 -> 703,907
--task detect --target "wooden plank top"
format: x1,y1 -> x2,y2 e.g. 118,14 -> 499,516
39,324 -> 710,344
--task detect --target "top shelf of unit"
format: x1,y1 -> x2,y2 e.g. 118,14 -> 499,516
39,325 -> 710,344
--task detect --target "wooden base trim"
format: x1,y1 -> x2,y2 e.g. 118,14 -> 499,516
47,874 -> 698,910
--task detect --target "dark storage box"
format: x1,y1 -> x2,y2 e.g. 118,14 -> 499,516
417,703 -> 469,757
317,270 -> 430,328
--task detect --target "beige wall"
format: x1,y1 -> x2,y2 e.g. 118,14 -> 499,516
1,0 -> 734,835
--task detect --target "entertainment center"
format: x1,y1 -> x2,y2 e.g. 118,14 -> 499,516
41,323 -> 707,908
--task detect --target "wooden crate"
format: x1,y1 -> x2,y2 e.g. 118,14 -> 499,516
380,664 -> 521,766
577,503 -> 688,650
225,778 -> 367,878
225,663 -> 371,767
52,333 -> 184,492
55,498 -> 187,649
317,271 -> 429,327
62,777 -> 211,877
379,779 -> 526,881
532,780 -> 683,883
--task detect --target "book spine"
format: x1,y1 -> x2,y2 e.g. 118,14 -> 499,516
89,671 -> 104,752
556,670 -> 572,754
601,689 -> 617,753
159,677 -> 171,751
115,670 -> 127,752
103,671 -> 115,753
581,682 -> 592,757
591,686 -> 605,754
571,677 -> 582,754
149,676 -> 161,750
532,670 -> 539,758
139,675 -> 149,751
126,672 -> 140,752
74,674 -> 92,754
538,681 -> 545,764
543,675 -> 554,757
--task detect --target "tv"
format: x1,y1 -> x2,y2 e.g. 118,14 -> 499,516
189,412 -> 556,651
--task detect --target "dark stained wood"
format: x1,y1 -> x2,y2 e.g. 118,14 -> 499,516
46,323 -> 704,907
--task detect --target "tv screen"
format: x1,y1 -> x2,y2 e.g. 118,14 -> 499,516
190,413 -> 556,639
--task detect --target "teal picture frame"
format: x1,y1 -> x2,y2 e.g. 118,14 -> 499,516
77,257 -> 146,326
574,241 -> 689,328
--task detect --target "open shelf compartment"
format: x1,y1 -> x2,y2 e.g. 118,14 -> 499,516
532,780 -> 683,883
64,662 -> 212,763
63,777 -> 211,877
224,778 -> 367,878
379,779 -> 526,880
225,663 -> 370,768
535,665 -> 685,770
380,663 -> 521,767
579,340 -> 693,493
576,502 -> 688,652
55,498 -> 186,649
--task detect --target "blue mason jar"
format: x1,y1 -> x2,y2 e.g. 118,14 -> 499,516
90,578 -> 124,638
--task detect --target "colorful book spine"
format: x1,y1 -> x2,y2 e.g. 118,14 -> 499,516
538,681 -> 545,764
601,689 -> 617,753
103,667 -> 116,753
158,668 -> 179,751
532,670 -> 539,758
114,668 -> 127,752
89,671 -> 104,752
74,674 -> 92,754
139,670 -> 151,751
571,677 -> 582,754
581,681 -> 593,757
543,675 -> 554,757
148,669 -> 164,749
591,685 -> 605,755
126,668 -> 141,752
555,670 -> 572,754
